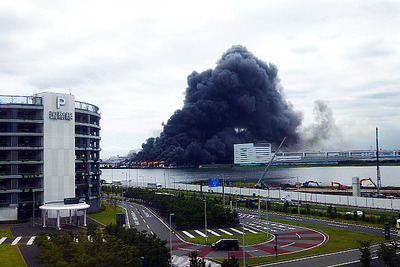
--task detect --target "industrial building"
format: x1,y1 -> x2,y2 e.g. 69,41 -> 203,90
234,143 -> 272,165
234,142 -> 400,165
0,92 -> 101,221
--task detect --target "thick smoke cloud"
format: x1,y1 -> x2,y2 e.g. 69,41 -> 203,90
132,45 -> 303,166
300,100 -> 348,150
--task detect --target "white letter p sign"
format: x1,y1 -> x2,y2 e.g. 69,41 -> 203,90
57,96 -> 66,109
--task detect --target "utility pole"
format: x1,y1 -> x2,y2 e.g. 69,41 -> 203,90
376,127 -> 381,195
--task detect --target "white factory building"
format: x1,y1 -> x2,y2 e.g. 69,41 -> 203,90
234,143 -> 272,165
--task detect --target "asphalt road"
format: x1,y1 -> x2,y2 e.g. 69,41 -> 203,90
120,200 -> 326,259
237,207 -> 396,237
120,199 -> 396,266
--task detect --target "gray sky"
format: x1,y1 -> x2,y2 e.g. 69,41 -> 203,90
1,0 -> 399,159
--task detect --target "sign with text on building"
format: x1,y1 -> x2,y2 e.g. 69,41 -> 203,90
49,96 -> 73,121
209,178 -> 220,187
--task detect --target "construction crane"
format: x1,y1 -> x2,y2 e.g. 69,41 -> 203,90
255,137 -> 287,189
302,181 -> 320,187
331,182 -> 347,190
360,177 -> 377,188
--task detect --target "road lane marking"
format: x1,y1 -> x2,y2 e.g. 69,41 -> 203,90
296,233 -> 301,239
131,211 -> 140,225
208,230 -> 220,236
194,230 -> 206,237
281,242 -> 296,248
182,231 -> 195,238
219,229 -> 233,236
0,237 -> 6,244
27,236 -> 36,245
230,228 -> 243,234
11,237 -> 21,245
244,227 -> 258,234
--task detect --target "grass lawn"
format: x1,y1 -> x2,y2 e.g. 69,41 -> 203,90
0,227 -> 13,238
186,229 -> 270,245
0,228 -> 26,267
88,202 -> 123,226
224,217 -> 385,266
0,246 -> 26,267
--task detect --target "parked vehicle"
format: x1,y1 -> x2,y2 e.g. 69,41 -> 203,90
211,238 -> 239,251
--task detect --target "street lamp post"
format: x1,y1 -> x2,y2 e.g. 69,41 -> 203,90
32,189 -> 35,227
297,176 -> 300,215
243,224 -> 246,267
169,213 -> 175,267
204,199 -> 208,244
266,187 -> 270,236
222,174 -> 225,206
170,177 -> 175,190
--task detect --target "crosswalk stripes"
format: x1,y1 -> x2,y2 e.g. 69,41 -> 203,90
194,230 -> 206,237
11,237 -> 21,245
27,236 -> 36,245
218,229 -> 233,235
230,228 -> 243,234
182,231 -> 195,238
243,227 -> 258,234
183,227 -> 260,238
0,236 -> 36,246
207,229 -> 220,236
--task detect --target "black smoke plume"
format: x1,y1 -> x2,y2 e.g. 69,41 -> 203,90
132,45 -> 303,166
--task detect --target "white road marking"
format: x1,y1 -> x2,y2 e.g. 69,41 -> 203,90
131,211 -> 140,225
296,233 -> 301,239
0,237 -> 6,244
208,230 -> 220,236
230,228 -> 243,234
281,242 -> 296,248
11,237 -> 21,245
182,231 -> 195,238
194,230 -> 206,237
244,227 -> 258,234
27,236 -> 36,245
219,229 -> 233,236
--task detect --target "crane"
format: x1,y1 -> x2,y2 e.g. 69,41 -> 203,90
331,182 -> 347,190
255,137 -> 287,189
360,177 -> 377,188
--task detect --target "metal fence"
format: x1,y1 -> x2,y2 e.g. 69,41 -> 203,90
174,183 -> 400,211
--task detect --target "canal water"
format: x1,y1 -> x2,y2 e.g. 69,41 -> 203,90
101,165 -> 400,188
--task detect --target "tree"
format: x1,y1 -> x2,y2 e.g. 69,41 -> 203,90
189,251 -> 208,267
358,240 -> 372,266
376,242 -> 398,267
222,255 -> 239,267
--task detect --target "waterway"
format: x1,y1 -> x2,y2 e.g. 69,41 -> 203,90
101,165 -> 400,188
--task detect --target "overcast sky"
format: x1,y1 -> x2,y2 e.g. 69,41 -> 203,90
1,0 -> 399,159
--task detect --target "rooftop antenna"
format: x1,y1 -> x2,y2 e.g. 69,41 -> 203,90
376,127 -> 381,195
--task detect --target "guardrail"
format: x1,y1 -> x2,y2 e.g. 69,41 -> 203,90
0,95 -> 42,105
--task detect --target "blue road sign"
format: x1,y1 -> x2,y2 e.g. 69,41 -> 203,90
209,178 -> 220,187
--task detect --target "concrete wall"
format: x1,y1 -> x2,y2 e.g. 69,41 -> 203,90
0,206 -> 17,221
39,92 -> 76,203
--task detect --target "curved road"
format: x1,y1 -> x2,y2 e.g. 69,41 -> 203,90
118,200 -> 326,261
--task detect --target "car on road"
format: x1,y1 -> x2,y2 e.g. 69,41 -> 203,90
345,210 -> 363,216
211,238 -> 239,251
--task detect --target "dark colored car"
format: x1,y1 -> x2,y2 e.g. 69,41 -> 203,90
211,238 -> 239,251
